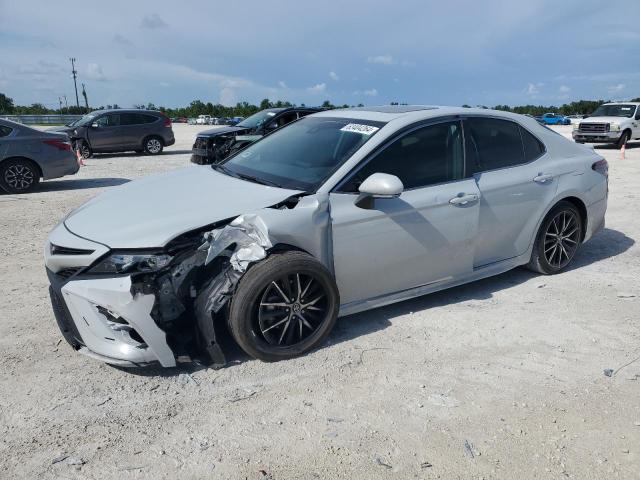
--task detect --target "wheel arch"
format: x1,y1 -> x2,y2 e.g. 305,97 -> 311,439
0,156 -> 43,178
142,134 -> 164,147
560,196 -> 588,241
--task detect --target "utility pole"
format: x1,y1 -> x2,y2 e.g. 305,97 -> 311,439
81,83 -> 89,111
63,95 -> 68,113
59,97 -> 63,113
70,57 -> 80,108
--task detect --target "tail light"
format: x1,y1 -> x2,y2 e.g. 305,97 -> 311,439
162,115 -> 172,128
592,158 -> 608,177
43,139 -> 72,151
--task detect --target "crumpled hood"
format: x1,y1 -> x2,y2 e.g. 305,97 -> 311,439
197,126 -> 248,137
64,167 -> 301,248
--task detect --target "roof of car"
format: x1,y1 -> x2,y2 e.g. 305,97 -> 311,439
89,109 -> 164,115
311,105 -> 533,123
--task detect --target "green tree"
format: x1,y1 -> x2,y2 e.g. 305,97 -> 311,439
0,93 -> 15,113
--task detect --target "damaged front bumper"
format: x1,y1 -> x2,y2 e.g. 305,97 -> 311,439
45,214 -> 278,369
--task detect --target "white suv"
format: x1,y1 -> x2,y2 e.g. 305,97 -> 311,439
572,102 -> 640,148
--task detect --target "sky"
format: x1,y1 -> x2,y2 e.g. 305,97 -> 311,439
1,0 -> 639,109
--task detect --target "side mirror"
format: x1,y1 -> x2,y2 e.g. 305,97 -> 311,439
90,122 -> 99,128
355,173 -> 403,208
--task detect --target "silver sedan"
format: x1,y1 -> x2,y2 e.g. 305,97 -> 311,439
0,118 -> 79,193
44,106 -> 608,368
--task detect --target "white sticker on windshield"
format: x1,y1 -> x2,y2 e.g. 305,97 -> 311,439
340,123 -> 379,135
267,112 -> 276,116
621,107 -> 631,111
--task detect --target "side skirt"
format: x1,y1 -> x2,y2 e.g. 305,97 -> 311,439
338,253 -> 529,317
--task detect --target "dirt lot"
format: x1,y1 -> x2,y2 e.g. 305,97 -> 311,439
0,124 -> 638,479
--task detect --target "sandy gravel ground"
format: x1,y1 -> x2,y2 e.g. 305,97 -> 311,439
0,124 -> 638,479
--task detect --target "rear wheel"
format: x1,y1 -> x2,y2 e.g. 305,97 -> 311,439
228,251 -> 339,362
0,158 -> 40,193
527,201 -> 582,274
144,136 -> 163,155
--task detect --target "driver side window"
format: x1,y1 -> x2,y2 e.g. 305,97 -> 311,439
96,114 -> 120,127
339,121 -> 464,192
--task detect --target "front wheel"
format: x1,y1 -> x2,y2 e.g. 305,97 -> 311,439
144,137 -> 164,155
228,251 -> 339,362
616,130 -> 630,149
0,158 -> 40,193
527,201 -> 582,274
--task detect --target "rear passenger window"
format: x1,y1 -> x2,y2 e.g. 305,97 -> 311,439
464,118 -> 525,174
340,121 -> 464,191
0,125 -> 12,137
520,127 -> 545,161
142,114 -> 158,124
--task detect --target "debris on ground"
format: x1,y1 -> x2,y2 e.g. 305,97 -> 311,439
177,373 -> 199,387
464,440 -> 476,459
227,389 -> 257,403
51,454 -> 68,465
604,369 -> 614,377
616,292 -> 636,298
96,396 -> 111,406
375,457 -> 393,469
420,461 -> 433,468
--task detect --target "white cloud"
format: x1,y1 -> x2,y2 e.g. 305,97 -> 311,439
525,82 -> 543,96
141,14 -> 168,29
607,83 -> 625,94
559,85 -> 571,93
329,71 -> 339,81
367,54 -> 395,65
86,63 -> 106,81
307,82 -> 326,94
277,80 -> 287,89
363,88 -> 378,96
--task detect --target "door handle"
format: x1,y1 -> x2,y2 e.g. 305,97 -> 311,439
449,193 -> 479,206
533,173 -> 554,184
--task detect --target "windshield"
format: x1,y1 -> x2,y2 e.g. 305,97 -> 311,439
591,104 -> 637,118
68,113 -> 98,127
236,109 -> 283,129
217,116 -> 385,191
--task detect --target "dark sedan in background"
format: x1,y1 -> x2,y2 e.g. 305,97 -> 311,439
191,107 -> 320,165
50,109 -> 175,158
0,118 -> 78,193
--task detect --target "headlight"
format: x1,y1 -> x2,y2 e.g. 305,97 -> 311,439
572,123 -> 579,130
89,253 -> 172,274
609,123 -> 620,132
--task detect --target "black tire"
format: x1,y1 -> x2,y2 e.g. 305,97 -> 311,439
76,140 -> 92,159
616,130 -> 630,149
228,251 -> 339,362
527,201 -> 582,275
0,158 -> 41,193
143,136 -> 164,155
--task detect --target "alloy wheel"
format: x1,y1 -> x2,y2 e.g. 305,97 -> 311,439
80,144 -> 91,158
4,164 -> 35,191
543,210 -> 580,269
257,273 -> 328,347
146,138 -> 162,154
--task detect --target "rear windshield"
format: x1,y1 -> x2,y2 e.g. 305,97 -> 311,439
219,116 -> 385,191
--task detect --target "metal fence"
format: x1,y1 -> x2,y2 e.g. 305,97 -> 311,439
1,114 -> 83,125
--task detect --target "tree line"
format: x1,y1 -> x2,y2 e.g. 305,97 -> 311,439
1,92 -> 639,117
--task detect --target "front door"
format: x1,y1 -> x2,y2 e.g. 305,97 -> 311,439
329,120 -> 480,305
463,117 -> 559,267
87,113 -> 122,151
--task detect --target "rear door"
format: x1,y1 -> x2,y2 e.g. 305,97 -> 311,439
330,120 -> 480,305
87,113 -> 122,150
464,116 -> 557,267
0,124 -> 13,158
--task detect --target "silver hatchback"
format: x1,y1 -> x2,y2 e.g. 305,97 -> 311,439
44,106 -> 608,368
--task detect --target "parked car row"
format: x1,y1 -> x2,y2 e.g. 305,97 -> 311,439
44,105 -> 609,369
195,115 -> 244,126
191,107 -> 321,164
